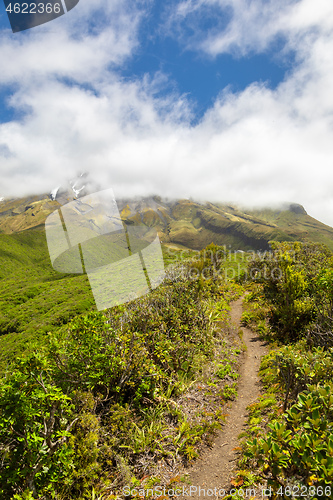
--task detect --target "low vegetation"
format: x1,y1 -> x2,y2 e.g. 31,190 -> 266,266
1,227 -> 333,499
0,243 -> 244,499
232,242 -> 333,499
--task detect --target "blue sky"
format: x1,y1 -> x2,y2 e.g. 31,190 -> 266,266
0,1 -> 289,121
120,1 -> 289,119
122,40 -> 287,121
1,0 -> 333,226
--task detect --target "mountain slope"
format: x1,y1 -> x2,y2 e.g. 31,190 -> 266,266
1,194 -> 333,368
117,198 -> 333,252
0,195 -> 59,234
0,227 -> 94,368
2,195 -> 333,251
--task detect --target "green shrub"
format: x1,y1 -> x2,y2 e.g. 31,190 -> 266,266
272,341 -> 333,410
0,244 -> 244,499
248,242 -> 333,342
247,385 -> 333,494
0,355 -> 76,498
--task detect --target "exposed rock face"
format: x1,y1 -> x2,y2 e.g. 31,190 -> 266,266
289,203 -> 307,215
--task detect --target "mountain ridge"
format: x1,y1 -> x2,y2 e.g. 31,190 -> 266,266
1,194 -> 333,251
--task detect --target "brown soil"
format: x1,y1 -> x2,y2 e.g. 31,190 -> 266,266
185,296 -> 268,498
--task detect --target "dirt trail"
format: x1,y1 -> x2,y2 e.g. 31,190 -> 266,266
186,296 -> 267,497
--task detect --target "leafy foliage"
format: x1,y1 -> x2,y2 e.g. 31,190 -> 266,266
0,355 -> 76,498
248,241 -> 333,343
0,246 -> 244,499
272,341 -> 333,410
247,385 -> 333,493
235,256 -> 333,498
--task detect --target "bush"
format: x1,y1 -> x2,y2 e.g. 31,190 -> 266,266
0,355 -> 76,498
272,341 -> 333,410
247,385 -> 333,495
248,242 -> 333,342
0,246 -> 243,499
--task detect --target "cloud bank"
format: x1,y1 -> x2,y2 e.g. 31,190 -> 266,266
1,0 -> 333,226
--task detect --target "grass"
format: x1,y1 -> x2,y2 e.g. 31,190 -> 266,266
0,244 -> 247,498
0,228 -> 97,369
0,226 -> 243,372
0,226 -> 191,370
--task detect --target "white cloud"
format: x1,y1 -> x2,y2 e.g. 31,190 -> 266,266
165,0 -> 333,58
1,0 -> 333,228
164,0 -> 298,57
0,0 -> 140,84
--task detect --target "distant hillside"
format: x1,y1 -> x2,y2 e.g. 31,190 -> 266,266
116,198 -> 333,251
2,194 -> 333,251
2,193 -> 333,368
0,226 -> 95,369
0,195 -> 59,233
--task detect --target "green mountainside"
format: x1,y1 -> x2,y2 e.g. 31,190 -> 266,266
118,197 -> 333,251
181,201 -> 333,251
1,195 -> 333,497
2,195 -> 333,251
1,194 -> 333,367
0,225 -> 95,368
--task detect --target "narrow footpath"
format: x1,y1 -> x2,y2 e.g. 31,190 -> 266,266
186,296 -> 268,497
